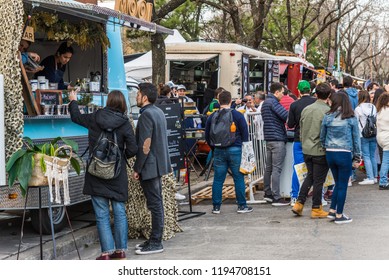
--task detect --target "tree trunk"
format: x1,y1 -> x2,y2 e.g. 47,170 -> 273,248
151,33 -> 166,86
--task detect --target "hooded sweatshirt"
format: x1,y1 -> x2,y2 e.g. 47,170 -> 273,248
345,87 -> 358,110
69,101 -> 137,201
355,102 -> 377,138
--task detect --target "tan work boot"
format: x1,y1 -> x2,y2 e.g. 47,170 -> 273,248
311,206 -> 329,219
292,201 -> 304,216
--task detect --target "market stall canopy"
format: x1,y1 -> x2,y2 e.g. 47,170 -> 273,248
125,29 -> 186,80
274,55 -> 314,68
23,0 -> 173,34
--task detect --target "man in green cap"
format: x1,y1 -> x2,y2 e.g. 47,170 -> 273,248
287,80 -> 315,206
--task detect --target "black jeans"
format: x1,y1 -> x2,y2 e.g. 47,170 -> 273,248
298,154 -> 329,208
140,176 -> 164,243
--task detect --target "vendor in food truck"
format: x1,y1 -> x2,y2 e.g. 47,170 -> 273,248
35,42 -> 74,90
19,26 -> 42,74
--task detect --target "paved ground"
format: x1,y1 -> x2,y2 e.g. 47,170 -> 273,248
2,169 -> 389,260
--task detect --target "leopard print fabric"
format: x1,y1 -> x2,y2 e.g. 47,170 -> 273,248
0,0 -> 24,160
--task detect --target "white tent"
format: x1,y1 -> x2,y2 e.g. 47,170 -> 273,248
125,29 -> 186,80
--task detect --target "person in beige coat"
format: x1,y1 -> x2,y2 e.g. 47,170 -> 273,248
376,92 -> 389,190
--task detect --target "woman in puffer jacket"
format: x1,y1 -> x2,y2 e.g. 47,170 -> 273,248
376,92 -> 389,190
355,90 -> 378,185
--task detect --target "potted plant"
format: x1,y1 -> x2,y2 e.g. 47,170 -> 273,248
6,136 -> 81,196
78,92 -> 93,114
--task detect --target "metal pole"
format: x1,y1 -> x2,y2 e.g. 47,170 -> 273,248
336,3 -> 341,74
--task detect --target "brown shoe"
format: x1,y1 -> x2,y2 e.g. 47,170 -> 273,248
311,206 -> 329,219
109,251 -> 126,260
96,254 -> 110,260
292,201 -> 304,216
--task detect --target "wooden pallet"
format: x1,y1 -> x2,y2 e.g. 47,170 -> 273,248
191,184 -> 253,205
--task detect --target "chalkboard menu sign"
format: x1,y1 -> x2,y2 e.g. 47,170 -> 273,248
156,102 -> 185,171
36,90 -> 63,106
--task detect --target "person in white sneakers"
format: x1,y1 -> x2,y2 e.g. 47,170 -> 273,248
355,90 -> 378,185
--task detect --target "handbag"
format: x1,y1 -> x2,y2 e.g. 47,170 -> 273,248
240,141 -> 256,174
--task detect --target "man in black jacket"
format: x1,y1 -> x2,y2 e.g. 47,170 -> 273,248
133,83 -> 172,255
287,80 -> 315,206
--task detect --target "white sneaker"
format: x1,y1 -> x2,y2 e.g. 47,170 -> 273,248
290,197 -> 297,207
358,179 -> 375,185
322,199 -> 328,206
374,178 -> 378,184
348,180 -> 352,187
175,192 -> 186,200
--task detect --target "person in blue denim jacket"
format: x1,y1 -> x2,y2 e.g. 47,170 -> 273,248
320,92 -> 361,224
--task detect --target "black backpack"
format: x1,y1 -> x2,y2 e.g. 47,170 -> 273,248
209,108 -> 236,147
87,129 -> 122,179
359,106 -> 377,138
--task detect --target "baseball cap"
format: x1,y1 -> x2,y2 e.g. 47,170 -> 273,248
297,80 -> 310,92
166,81 -> 177,88
177,84 -> 186,90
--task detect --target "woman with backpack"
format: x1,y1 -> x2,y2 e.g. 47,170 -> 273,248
355,90 -> 378,185
376,92 -> 389,190
68,89 -> 137,260
320,92 -> 361,224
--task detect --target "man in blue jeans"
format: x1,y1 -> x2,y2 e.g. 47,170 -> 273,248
287,80 -> 315,206
205,90 -> 253,214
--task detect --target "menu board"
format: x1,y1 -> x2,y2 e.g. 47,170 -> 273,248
155,102 -> 185,171
36,90 -> 63,106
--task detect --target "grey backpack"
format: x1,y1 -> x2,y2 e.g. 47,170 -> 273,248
209,108 -> 236,147
87,129 -> 122,180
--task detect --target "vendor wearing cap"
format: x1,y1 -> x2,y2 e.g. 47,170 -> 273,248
35,41 -> 74,90
19,26 -> 42,73
176,84 -> 195,102
287,80 -> 316,206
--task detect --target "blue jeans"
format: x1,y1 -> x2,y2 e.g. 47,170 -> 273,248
361,137 -> 378,180
326,151 -> 352,215
212,146 -> 246,207
140,177 -> 164,243
291,142 -> 304,198
379,151 -> 389,186
91,195 -> 128,254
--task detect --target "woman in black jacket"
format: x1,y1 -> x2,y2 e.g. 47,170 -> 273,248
69,90 -> 137,260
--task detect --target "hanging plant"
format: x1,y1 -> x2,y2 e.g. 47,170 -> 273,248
29,11 -> 110,51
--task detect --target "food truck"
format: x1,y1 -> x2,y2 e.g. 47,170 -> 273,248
164,42 -> 316,109
0,0 -> 172,233
165,42 -> 279,110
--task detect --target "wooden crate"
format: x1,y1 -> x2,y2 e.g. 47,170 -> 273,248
191,184 -> 253,205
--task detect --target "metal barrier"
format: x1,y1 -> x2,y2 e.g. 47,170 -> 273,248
245,111 -> 267,204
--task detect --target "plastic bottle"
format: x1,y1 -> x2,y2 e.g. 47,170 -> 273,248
230,122 -> 236,132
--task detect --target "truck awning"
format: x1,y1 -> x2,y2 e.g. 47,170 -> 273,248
166,53 -> 218,61
23,0 -> 173,35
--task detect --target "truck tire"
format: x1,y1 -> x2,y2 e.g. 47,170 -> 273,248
30,206 -> 67,235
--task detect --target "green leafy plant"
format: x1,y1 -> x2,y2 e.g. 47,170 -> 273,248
6,137 -> 82,196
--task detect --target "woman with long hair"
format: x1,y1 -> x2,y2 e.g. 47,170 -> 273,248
355,90 -> 378,185
376,92 -> 389,190
68,90 -> 137,259
320,91 -> 361,224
